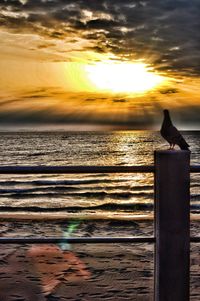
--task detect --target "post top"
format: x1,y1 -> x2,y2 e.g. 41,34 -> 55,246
154,150 -> 190,154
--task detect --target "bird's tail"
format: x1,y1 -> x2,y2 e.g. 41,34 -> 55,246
178,137 -> 190,150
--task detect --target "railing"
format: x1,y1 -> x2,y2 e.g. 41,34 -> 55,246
0,150 -> 200,301
0,164 -> 198,173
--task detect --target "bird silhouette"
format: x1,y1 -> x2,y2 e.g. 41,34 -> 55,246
160,109 -> 190,150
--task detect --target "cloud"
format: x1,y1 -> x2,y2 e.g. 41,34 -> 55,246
0,86 -> 199,129
0,0 -> 199,76
112,99 -> 127,103
159,88 -> 179,94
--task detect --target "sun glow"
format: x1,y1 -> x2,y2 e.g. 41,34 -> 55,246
85,61 -> 166,93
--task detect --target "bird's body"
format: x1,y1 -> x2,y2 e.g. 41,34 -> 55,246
160,110 -> 190,150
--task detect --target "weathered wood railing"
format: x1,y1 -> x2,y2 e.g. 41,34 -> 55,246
0,150 -> 200,301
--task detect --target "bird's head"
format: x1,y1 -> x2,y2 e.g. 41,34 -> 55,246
163,109 -> 170,116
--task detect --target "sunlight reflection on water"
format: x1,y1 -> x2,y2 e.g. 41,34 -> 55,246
0,130 -> 199,219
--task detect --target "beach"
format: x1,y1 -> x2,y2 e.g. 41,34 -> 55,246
0,218 -> 199,300
0,219 -> 154,301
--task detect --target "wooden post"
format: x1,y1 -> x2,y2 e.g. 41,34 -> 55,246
154,150 -> 190,301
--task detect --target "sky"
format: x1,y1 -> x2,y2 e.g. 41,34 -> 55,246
0,0 -> 200,130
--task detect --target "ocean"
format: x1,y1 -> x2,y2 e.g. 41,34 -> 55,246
0,130 -> 199,220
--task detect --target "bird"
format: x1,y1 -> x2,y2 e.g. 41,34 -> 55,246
160,109 -> 190,150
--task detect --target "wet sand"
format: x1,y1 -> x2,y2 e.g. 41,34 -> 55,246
0,219 -> 199,300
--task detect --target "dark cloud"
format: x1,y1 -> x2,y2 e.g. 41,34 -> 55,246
112,99 -> 127,103
37,43 -> 56,49
164,104 -> 200,127
159,88 -> 179,94
85,98 -> 96,102
0,0 -> 200,76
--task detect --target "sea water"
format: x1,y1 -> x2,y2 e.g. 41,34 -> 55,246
0,130 -> 199,219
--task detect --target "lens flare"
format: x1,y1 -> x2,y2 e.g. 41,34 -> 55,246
59,221 -> 81,251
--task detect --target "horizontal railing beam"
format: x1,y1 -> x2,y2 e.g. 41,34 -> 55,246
190,237 -> 200,243
0,236 -> 199,244
0,236 -> 155,244
190,165 -> 200,173
0,165 -> 199,174
0,165 -> 154,174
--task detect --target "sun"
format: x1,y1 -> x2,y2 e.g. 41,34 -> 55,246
85,61 -> 166,93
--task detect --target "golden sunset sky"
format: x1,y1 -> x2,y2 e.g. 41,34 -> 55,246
0,0 -> 200,129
